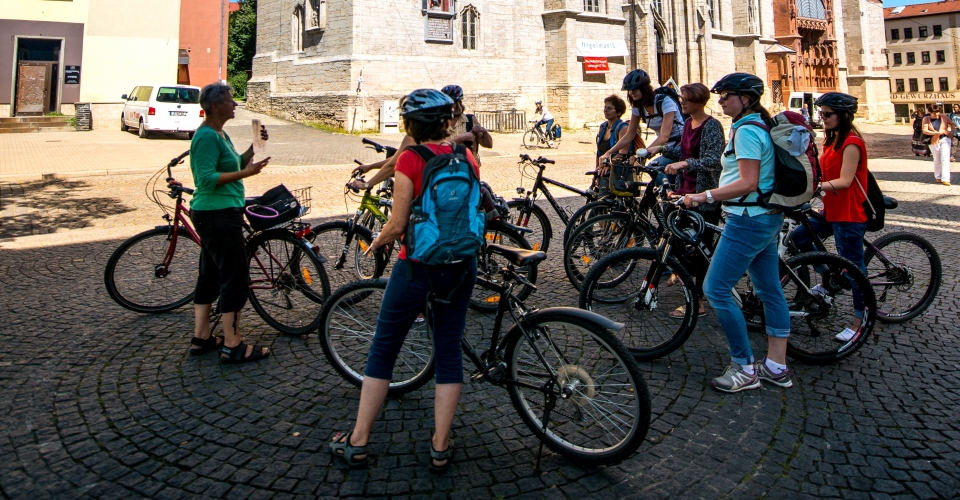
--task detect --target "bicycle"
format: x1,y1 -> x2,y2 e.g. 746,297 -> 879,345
579,195 -> 878,365
780,197 -> 942,323
523,120 -> 561,149
104,151 -> 331,335
317,243 -> 651,465
507,154 -> 609,253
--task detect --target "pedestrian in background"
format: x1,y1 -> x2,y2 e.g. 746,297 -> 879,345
189,83 -> 272,363
923,103 -> 953,185
949,104 -> 960,160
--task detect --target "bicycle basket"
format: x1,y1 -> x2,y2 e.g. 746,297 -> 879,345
245,184 -> 310,231
608,161 -> 642,197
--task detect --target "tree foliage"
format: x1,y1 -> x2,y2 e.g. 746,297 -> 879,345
228,0 -> 257,76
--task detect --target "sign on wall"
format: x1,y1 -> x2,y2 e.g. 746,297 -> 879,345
426,16 -> 453,42
575,39 -> 629,58
584,57 -> 609,74
64,65 -> 81,85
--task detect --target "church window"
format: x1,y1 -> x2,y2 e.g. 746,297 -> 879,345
924,78 -> 934,92
292,5 -> 304,52
583,0 -> 599,13
937,50 -> 945,62
795,0 -> 825,19
893,53 -> 902,65
895,79 -> 904,92
890,29 -> 899,40
909,78 -> 918,92
934,25 -> 942,37
461,6 -> 478,50
919,26 -> 928,37
652,0 -> 662,14
940,77 -> 949,91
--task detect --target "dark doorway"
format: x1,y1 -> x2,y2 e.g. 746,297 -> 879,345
14,38 -> 62,116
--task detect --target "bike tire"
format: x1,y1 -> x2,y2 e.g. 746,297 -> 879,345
563,212 -> 656,290
522,130 -> 541,149
504,311 -> 651,465
104,227 -> 200,313
318,279 -> 435,397
779,252 -> 877,365
506,199 -> 553,252
562,197 -> 617,247
308,221 -> 385,293
864,231 -> 942,323
579,247 -> 698,361
247,230 -> 331,335
470,221 -> 539,313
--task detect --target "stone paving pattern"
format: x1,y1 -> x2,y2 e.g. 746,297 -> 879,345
1,111 -> 959,499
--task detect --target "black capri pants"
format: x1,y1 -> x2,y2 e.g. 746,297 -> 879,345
191,207 -> 249,313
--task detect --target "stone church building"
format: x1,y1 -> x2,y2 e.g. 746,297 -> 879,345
248,0 -> 893,131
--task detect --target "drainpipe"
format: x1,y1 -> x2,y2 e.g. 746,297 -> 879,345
630,0 -> 637,69
219,0 -> 226,83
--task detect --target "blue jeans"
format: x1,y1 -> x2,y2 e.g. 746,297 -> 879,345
365,258 -> 477,384
649,156 -> 675,188
536,119 -> 554,140
791,215 -> 868,318
704,211 -> 790,366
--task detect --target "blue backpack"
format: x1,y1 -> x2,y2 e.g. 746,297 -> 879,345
405,144 -> 486,265
596,119 -> 631,155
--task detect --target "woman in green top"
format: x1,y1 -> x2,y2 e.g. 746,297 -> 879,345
188,83 -> 272,364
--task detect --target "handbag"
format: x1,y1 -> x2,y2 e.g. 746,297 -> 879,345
244,184 -> 302,231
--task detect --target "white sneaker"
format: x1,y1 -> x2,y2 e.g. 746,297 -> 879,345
835,327 -> 857,342
810,284 -> 827,296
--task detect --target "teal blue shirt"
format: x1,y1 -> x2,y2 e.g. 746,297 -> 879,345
719,113 -> 775,217
189,126 -> 244,211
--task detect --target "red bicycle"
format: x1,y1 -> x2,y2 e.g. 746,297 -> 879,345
103,151 -> 330,335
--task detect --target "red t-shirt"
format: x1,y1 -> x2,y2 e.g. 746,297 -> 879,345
821,134 -> 868,223
395,143 -> 480,260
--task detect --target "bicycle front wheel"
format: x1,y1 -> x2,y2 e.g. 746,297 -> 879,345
562,197 -> 617,247
505,311 -> 651,465
523,129 -> 541,149
780,252 -> 877,365
318,279 -> 435,397
308,221 -> 385,292
579,247 -> 698,361
247,231 -> 331,335
506,199 -> 553,252
471,221 -> 539,313
564,212 -> 654,290
864,231 -> 942,323
104,227 -> 200,313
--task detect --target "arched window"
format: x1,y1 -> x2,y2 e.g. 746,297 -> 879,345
461,6 -> 478,50
292,5 -> 304,52
796,0 -> 826,19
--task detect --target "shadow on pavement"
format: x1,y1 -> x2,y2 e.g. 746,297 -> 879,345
0,177 -> 135,238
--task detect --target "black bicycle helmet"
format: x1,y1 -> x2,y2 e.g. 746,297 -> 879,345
710,72 -> 765,98
401,88 -> 455,123
815,92 -> 858,114
622,69 -> 651,91
441,84 -> 464,102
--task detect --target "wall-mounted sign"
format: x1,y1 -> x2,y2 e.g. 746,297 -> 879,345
584,57 -> 609,74
64,65 -> 80,85
425,15 -> 453,43
575,39 -> 629,58
890,92 -> 957,101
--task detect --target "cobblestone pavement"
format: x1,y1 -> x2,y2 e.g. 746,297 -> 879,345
2,125 -> 959,499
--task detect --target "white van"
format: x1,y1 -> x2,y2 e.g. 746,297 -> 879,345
121,85 -> 204,139
788,92 -> 824,128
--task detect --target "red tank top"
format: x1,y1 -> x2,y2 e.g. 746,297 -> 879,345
821,134 -> 868,223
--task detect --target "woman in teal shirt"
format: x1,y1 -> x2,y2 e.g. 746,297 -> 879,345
682,73 -> 792,393
188,83 -> 272,364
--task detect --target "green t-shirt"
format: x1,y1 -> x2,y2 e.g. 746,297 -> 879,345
189,126 -> 244,211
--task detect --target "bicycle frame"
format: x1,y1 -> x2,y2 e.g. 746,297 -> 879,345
517,161 -> 597,226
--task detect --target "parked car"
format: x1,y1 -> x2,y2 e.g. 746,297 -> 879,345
788,91 -> 823,129
121,85 -> 203,139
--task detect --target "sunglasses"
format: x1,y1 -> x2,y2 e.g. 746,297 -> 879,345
819,111 -> 837,119
718,91 -> 740,102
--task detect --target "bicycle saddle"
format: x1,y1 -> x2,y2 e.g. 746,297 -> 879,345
883,196 -> 898,210
486,244 -> 547,267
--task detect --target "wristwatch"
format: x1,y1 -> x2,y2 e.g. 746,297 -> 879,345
705,190 -> 715,204
363,181 -> 370,190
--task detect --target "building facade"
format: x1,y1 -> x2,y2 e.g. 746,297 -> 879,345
248,0 -> 894,130
884,2 -> 960,121
178,0 -> 232,88
0,0 -> 229,128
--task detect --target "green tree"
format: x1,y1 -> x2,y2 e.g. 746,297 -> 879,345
228,0 -> 257,98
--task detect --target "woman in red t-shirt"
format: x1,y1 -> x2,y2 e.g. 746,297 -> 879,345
329,89 -> 478,474
791,92 -> 869,343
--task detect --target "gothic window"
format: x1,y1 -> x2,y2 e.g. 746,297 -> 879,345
292,5 -> 304,52
652,0 -> 662,14
747,0 -> 758,33
795,0 -> 825,19
583,0 -> 599,13
461,6 -> 477,49
306,0 -> 327,31
707,0 -> 715,28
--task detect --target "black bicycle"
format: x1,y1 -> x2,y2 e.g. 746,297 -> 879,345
317,244 -> 651,465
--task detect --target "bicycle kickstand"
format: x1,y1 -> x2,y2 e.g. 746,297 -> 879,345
534,380 -> 557,474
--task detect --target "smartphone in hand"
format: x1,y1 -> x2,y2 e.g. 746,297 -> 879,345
465,113 -> 474,133
252,119 -> 266,153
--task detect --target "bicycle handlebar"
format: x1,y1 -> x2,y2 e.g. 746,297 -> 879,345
361,138 -> 399,158
166,150 -> 190,180
518,154 -> 555,165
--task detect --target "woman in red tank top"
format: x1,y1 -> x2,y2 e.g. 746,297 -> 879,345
791,92 -> 869,343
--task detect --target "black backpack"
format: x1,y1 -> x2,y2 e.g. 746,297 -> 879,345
652,87 -> 690,122
855,171 -> 885,232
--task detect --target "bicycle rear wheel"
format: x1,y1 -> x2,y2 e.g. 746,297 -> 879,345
506,199 -> 552,252
864,231 -> 941,323
104,226 -> 200,313
308,221 -> 385,293
505,311 -> 650,465
471,221 -> 539,313
564,212 -> 655,290
247,230 -> 331,335
579,247 -> 698,361
562,197 -> 618,247
523,130 -> 541,149
318,279 -> 435,397
780,252 -> 877,365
